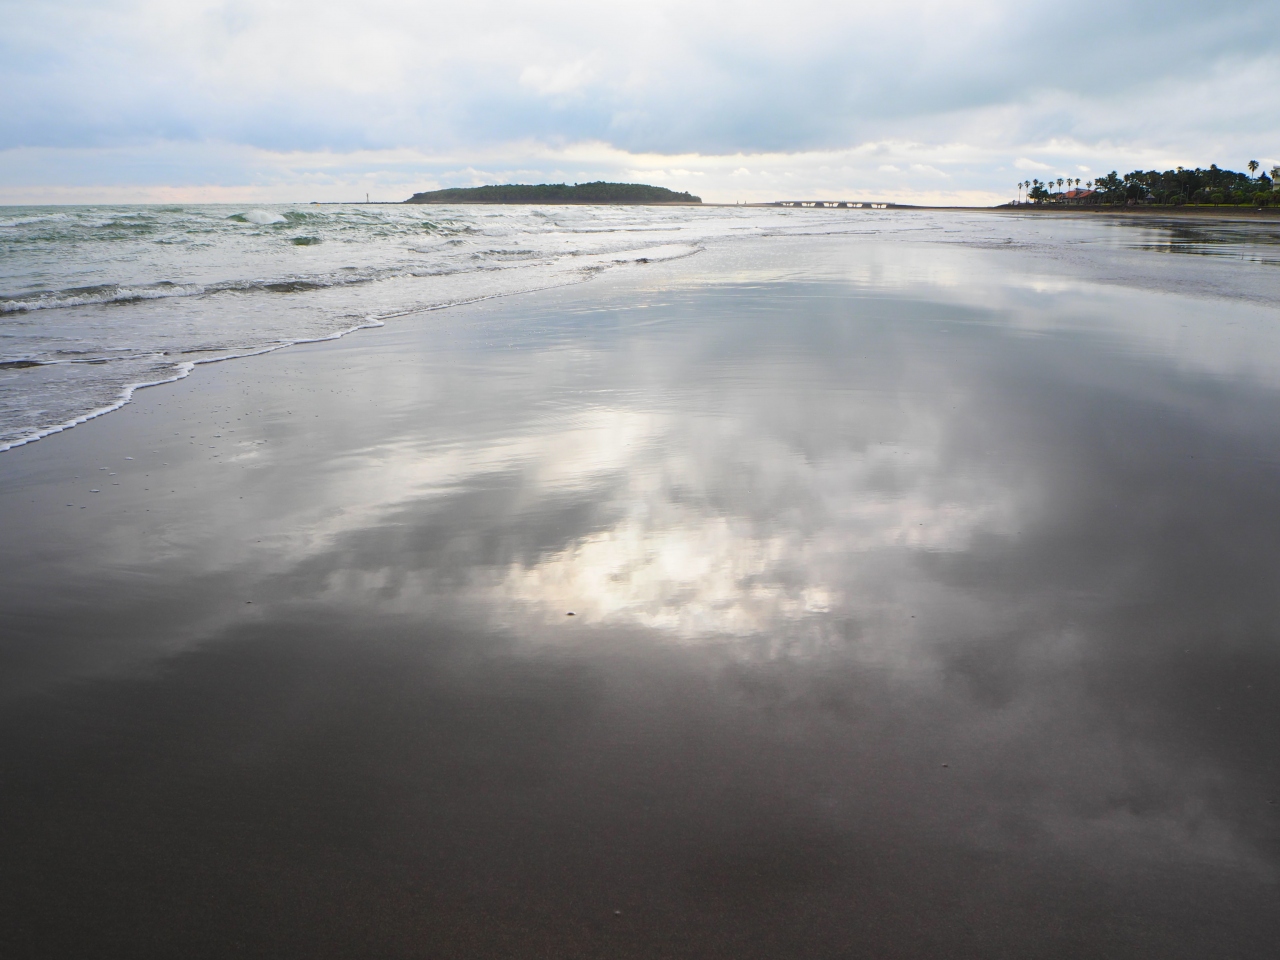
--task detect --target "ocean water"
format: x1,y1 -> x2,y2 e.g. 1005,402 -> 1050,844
3,202 -> 1279,452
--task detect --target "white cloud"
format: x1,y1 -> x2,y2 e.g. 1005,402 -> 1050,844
1,0 -> 1277,201
520,58 -> 598,97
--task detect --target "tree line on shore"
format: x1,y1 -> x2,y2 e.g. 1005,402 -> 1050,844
1014,163 -> 1280,206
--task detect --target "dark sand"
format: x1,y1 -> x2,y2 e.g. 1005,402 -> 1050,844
1,233 -> 1278,958
993,203 -> 1280,216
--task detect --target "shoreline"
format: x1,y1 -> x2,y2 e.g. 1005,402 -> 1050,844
985,203 -> 1280,221
4,204 -> 1278,459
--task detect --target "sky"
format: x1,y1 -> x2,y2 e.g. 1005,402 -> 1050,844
2,0 -> 1278,205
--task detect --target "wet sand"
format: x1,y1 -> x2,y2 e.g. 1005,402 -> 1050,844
1,232 -> 1278,958
992,204 -> 1280,223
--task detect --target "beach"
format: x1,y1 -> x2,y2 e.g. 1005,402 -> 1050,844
2,222 -> 1279,957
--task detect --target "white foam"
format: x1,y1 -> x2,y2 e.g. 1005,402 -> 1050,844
1,283 -> 207,313
244,209 -> 287,225
0,316 -> 386,454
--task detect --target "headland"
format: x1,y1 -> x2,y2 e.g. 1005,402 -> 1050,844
405,181 -> 702,205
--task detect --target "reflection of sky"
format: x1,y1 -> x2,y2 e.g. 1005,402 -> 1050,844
306,242 -> 1280,874
225,234 -> 1280,668
48,229 -> 1280,669
2,228 -> 1279,948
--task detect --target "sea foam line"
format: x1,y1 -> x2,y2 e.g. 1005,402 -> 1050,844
0,244 -> 702,454
0,316 -> 388,454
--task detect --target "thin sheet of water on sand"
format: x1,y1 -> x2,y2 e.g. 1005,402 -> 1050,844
0,229 -> 1277,958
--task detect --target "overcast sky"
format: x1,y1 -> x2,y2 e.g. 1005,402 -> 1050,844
2,0 -> 1278,204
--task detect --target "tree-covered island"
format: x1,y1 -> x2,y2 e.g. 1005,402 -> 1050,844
404,182 -> 702,204
1012,163 -> 1280,207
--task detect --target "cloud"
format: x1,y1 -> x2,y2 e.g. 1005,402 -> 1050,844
520,58 -> 598,97
0,0 -> 1278,201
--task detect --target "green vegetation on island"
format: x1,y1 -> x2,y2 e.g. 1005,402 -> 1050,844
1013,163 -> 1280,207
404,182 -> 702,205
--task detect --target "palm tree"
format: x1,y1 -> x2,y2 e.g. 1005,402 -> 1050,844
1248,160 -> 1259,178
1057,178 -> 1064,194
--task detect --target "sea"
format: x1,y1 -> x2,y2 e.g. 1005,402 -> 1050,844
4,202 -> 1279,452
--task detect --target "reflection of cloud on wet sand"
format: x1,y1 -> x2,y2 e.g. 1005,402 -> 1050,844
297,390 -> 1019,649
497,513 -> 834,636
292,293 -> 1280,887
74,239 -> 1280,896
8,235 -> 1280,954
492,431 -> 1015,640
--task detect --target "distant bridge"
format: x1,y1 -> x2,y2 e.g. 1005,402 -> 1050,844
774,201 -> 894,209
